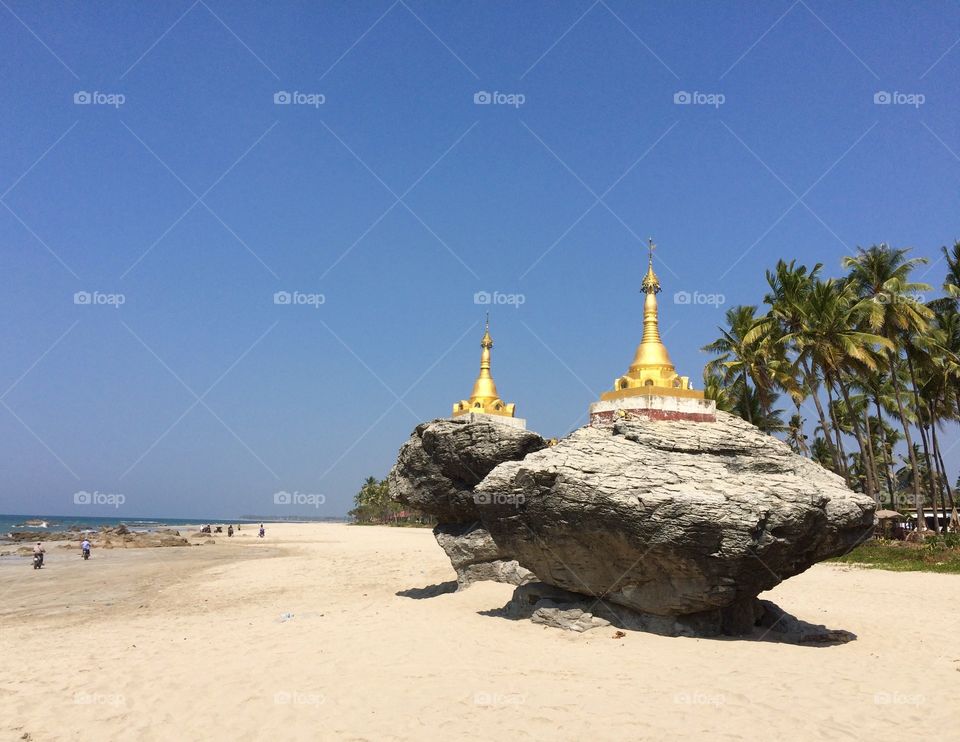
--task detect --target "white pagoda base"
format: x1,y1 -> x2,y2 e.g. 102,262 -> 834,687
451,412 -> 527,430
589,394 -> 716,425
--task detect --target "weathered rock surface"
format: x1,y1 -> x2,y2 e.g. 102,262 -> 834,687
475,412 -> 875,632
503,581 -> 734,635
433,522 -> 534,589
389,418 -> 547,523
502,582 -> 853,642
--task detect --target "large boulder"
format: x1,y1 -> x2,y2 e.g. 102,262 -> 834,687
389,418 -> 547,523
475,412 -> 875,633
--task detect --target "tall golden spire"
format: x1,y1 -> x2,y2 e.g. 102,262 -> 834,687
600,238 -> 701,400
453,314 -> 517,418
630,238 -> 675,374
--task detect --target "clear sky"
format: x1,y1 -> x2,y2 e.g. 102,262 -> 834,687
2,1 -> 958,519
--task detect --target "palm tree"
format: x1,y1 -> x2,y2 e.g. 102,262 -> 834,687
701,246 -> 959,521
786,412 -> 810,455
941,240 -> 960,300
758,260 -> 839,468
783,278 -> 892,493
703,306 -> 763,425
843,244 -> 932,526
703,305 -> 794,430
811,436 -> 837,473
701,369 -> 738,413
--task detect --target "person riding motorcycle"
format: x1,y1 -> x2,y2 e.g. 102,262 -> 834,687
81,538 -> 91,560
33,542 -> 45,568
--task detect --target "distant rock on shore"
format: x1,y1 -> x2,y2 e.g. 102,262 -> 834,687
7,525 -> 189,549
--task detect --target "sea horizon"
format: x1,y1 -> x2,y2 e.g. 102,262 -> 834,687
0,512 -> 348,536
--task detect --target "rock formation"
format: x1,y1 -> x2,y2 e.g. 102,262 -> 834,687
389,417 -> 546,588
391,412 -> 875,638
433,522 -> 534,589
389,418 -> 546,523
476,412 -> 874,634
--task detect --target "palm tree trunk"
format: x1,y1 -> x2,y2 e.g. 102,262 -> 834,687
802,358 -> 841,473
887,353 -> 925,531
873,394 -> 897,506
837,380 -> 875,499
860,403 -> 882,504
926,405 -> 951,532
904,353 -> 940,532
740,370 -> 754,425
824,379 -> 851,485
932,424 -> 960,531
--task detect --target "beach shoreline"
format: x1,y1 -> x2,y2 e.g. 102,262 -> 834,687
2,522 -> 956,741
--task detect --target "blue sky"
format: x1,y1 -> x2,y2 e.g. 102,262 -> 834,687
2,1 -> 958,519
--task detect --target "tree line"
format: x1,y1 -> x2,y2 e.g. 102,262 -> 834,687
348,476 -> 435,526
702,242 -> 960,533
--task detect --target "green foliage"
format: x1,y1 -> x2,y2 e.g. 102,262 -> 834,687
348,475 -> 434,527
701,244 -> 960,534
831,538 -> 960,574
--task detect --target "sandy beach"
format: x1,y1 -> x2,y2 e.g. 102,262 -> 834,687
1,523 -> 957,742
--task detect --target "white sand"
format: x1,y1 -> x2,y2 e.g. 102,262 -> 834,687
1,523 -> 957,741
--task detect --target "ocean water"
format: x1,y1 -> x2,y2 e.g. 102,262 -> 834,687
0,514 -> 257,538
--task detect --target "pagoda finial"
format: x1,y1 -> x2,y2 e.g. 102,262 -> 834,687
641,237 -> 661,295
481,313 -> 492,349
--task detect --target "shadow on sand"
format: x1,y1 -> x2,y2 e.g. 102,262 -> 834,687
476,596 -> 856,646
396,581 -> 458,599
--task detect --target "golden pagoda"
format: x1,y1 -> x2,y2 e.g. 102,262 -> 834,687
590,239 -> 716,424
453,316 -> 523,426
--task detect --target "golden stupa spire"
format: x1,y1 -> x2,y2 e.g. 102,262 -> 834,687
599,238 -> 701,400
631,238 -> 674,374
452,314 -> 516,418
